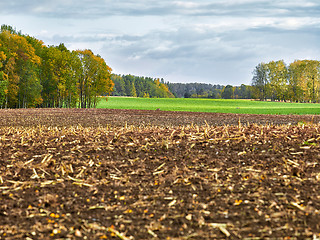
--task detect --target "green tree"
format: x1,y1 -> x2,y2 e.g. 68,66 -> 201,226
238,84 -> 253,99
252,63 -> 268,100
111,74 -> 174,98
221,85 -> 234,99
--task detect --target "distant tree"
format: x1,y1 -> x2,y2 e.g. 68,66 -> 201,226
111,74 -> 174,98
252,63 -> 268,100
238,84 -> 253,99
221,85 -> 234,99
267,60 -> 288,101
130,82 -> 137,97
197,88 -> 205,97
287,60 -> 320,102
252,59 -> 320,103
304,60 -> 320,102
168,82 -> 225,99
184,91 -> 191,98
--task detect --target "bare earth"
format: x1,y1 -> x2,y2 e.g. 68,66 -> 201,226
0,108 -> 320,127
0,109 -> 320,239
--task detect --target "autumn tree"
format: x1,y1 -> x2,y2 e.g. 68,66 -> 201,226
0,43 -> 8,107
304,60 -> 320,102
0,25 -> 114,108
267,60 -> 288,101
76,49 -> 113,108
130,82 -> 137,97
253,59 -> 320,103
0,29 -> 42,108
39,45 -> 79,107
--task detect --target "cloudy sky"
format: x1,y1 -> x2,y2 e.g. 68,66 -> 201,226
1,0 -> 320,85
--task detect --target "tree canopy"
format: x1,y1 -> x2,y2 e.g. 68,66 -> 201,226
168,82 -> 253,99
251,60 -> 320,102
0,25 -> 113,108
111,74 -> 175,98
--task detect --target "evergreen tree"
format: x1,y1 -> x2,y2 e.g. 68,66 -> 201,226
111,74 -> 174,98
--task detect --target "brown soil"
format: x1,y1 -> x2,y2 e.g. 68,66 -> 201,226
0,108 -> 320,239
0,108 -> 319,127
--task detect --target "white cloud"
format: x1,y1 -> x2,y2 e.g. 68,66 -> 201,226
173,1 -> 199,8
275,0 -> 318,8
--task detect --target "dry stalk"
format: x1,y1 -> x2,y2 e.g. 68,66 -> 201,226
209,223 -> 231,237
107,227 -> 131,240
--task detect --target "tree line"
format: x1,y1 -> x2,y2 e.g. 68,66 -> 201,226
0,25 -> 113,108
252,60 -> 320,102
112,77 -> 254,99
168,82 -> 254,99
111,74 -> 175,98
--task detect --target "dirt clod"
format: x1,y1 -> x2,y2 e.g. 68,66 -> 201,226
0,108 -> 320,239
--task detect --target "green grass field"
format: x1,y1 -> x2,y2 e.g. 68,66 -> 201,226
98,97 -> 320,115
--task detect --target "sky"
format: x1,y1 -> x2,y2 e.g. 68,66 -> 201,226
1,0 -> 320,86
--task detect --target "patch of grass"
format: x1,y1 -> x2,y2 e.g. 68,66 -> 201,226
98,97 -> 320,115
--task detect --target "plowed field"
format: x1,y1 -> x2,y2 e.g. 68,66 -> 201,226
0,109 -> 320,239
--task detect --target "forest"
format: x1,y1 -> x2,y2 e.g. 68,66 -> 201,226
111,74 -> 174,98
0,25 -> 113,108
252,60 -> 320,102
111,76 -> 254,100
167,82 -> 253,99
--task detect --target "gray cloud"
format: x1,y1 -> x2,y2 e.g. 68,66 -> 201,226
2,0 -> 320,18
1,0 -> 320,85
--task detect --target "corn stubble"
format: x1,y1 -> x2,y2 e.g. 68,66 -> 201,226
0,109 -> 320,239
